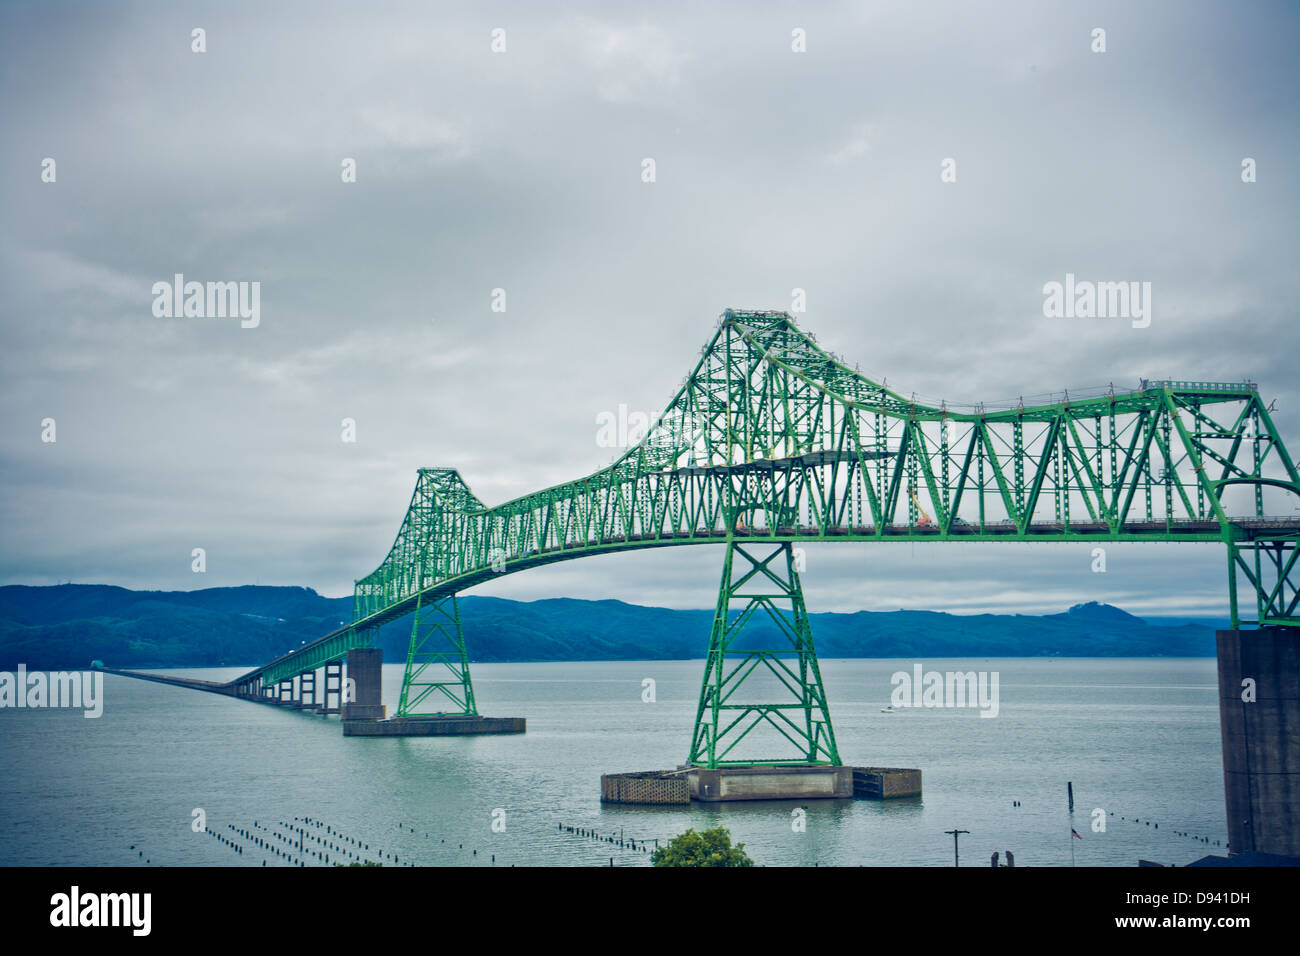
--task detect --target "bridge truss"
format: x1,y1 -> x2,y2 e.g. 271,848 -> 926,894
242,310 -> 1300,766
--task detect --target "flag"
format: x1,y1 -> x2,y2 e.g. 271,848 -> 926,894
1071,828 -> 1083,839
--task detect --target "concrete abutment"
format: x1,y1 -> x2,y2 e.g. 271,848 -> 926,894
1217,627 -> 1300,857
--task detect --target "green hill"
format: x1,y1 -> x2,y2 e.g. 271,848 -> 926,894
0,584 -> 1221,670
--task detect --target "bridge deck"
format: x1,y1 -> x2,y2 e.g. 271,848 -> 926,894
206,516 -> 1296,691
100,668 -> 236,696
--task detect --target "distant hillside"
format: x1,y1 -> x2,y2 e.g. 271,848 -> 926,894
0,585 -> 353,670
0,584 -> 1222,670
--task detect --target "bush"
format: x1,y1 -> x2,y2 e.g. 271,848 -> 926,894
650,826 -> 753,867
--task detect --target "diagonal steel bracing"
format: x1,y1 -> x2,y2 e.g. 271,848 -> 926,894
226,310 -> 1300,757
397,592 -> 477,716
690,540 -> 839,768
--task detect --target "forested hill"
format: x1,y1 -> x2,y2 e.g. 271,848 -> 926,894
0,584 -> 1221,670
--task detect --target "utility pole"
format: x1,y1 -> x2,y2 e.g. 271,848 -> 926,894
945,829 -> 970,867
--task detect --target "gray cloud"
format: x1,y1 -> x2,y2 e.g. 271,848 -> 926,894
2,0 -> 1296,619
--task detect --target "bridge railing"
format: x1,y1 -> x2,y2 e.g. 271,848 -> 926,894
1141,379 -> 1257,393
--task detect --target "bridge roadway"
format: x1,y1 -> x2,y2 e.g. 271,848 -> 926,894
157,514 -> 1295,695
99,667 -> 238,697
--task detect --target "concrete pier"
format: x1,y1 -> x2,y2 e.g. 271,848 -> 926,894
1217,627 -> 1300,857
601,765 -> 922,804
689,765 -> 854,801
342,715 -> 526,737
299,670 -> 316,709
323,661 -> 342,714
851,766 -> 923,798
601,770 -> 691,804
340,648 -> 385,721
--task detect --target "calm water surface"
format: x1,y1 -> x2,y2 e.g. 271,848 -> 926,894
0,658 -> 1227,867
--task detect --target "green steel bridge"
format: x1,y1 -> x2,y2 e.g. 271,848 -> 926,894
218,309 -> 1299,768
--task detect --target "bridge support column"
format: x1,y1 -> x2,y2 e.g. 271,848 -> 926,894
396,593 -> 477,717
277,679 -> 292,705
342,648 -> 385,720
689,540 -> 840,769
1216,627 -> 1300,858
1227,536 -> 1300,629
323,661 -> 342,714
300,669 -> 317,709
340,596 -> 524,736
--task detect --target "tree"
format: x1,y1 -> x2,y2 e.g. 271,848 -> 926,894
651,826 -> 754,867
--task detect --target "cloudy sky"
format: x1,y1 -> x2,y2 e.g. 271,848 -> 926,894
2,0 -> 1297,618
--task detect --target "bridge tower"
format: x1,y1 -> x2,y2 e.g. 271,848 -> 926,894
690,539 -> 840,768
397,593 -> 477,717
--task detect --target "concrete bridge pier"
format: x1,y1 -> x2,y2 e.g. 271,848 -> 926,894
1217,627 -> 1300,858
341,648 -> 385,720
300,669 -> 318,711
322,661 -> 342,714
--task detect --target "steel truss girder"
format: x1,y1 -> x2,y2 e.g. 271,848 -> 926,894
221,310 -> 1300,738
255,626 -> 374,688
349,312 -> 1300,642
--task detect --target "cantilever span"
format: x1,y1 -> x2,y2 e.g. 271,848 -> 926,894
215,309 -> 1298,765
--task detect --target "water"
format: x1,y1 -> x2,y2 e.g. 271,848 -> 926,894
0,659 -> 1227,867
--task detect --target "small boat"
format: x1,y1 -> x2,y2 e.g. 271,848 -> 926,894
880,705 -> 896,713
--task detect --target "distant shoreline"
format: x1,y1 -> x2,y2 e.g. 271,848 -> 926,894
2,583 -> 1225,670
116,653 -> 1220,672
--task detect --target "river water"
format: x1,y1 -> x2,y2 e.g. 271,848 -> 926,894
0,658 -> 1228,867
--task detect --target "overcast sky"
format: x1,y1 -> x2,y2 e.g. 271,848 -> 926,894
2,0 -> 1297,618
